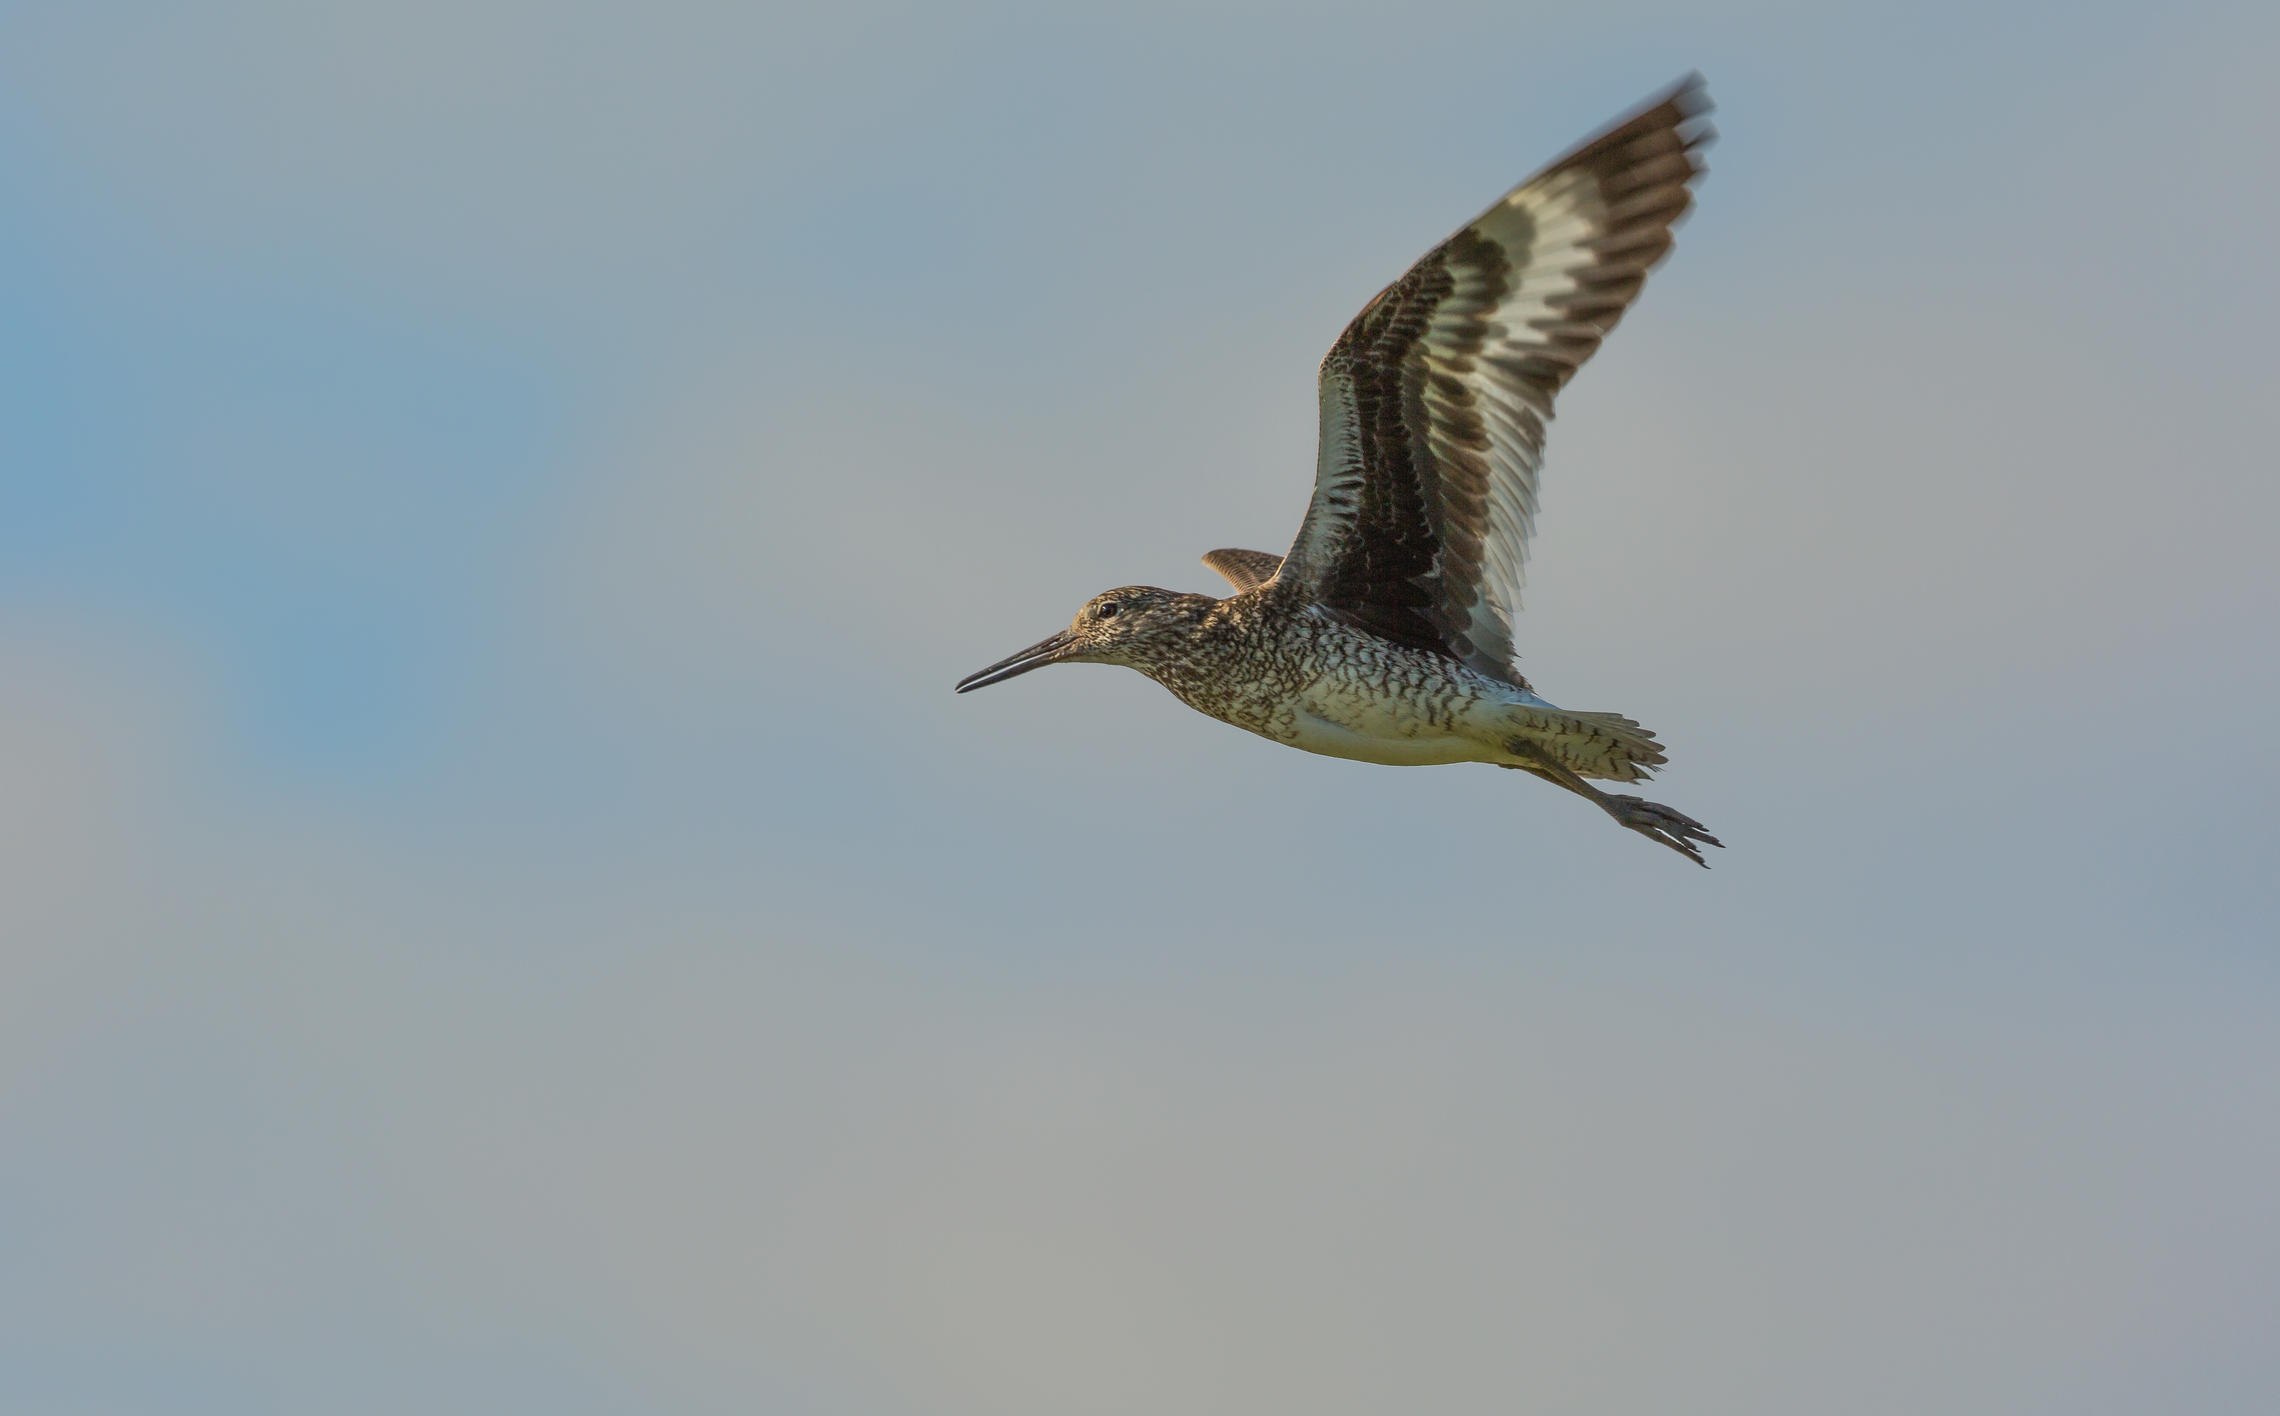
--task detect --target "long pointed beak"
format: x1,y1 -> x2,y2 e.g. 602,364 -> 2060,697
954,629 -> 1080,693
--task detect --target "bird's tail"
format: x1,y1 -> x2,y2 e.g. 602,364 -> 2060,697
1500,706 -> 1669,783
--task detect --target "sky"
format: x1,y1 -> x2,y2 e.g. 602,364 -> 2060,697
3,1 -> 2277,1412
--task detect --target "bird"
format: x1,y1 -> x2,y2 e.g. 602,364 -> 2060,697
956,76 -> 1722,865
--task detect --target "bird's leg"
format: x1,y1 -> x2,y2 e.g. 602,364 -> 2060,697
1504,744 -> 1724,868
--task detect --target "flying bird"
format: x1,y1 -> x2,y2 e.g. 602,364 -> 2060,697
957,77 -> 1722,864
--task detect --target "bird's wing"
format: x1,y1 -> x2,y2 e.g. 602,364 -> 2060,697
1201,548 -> 1285,592
1277,75 -> 1712,677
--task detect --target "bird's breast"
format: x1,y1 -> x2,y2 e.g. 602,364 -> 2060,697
1145,607 -> 1525,767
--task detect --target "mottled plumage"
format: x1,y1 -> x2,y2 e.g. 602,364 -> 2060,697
957,77 -> 1723,864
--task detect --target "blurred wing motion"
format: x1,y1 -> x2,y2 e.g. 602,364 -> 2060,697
1276,75 -> 1713,678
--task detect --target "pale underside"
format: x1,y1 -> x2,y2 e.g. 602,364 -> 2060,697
1181,581 -> 1671,780
1278,668 -> 1664,779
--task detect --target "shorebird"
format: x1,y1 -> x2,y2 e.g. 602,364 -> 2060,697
957,76 -> 1722,865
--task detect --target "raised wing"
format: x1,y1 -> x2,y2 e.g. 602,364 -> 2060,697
1201,548 -> 1285,592
1278,75 -> 1712,677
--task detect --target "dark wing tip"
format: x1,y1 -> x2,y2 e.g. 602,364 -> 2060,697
1539,75 -> 1717,189
1651,71 -> 1716,130
1664,72 -> 1717,162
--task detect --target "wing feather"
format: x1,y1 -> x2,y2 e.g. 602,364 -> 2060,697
1276,75 -> 1713,678
1200,548 -> 1285,592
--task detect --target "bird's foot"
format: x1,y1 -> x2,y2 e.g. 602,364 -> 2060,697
1603,795 -> 1724,867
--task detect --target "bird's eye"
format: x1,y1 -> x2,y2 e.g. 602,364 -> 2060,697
1095,601 -> 1120,620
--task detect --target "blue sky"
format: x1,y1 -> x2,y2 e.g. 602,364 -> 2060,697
3,3 -> 2277,1412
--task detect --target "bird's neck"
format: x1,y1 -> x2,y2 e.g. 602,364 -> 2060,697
1126,593 -> 1300,722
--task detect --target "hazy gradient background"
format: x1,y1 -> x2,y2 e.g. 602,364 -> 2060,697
5,2 -> 2278,1412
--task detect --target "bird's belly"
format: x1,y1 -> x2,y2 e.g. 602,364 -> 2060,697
1277,694 -> 1490,766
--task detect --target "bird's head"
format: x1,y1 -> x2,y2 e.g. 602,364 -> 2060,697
954,586 -> 1211,692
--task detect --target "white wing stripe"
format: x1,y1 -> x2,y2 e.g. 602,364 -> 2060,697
1280,76 -> 1711,679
